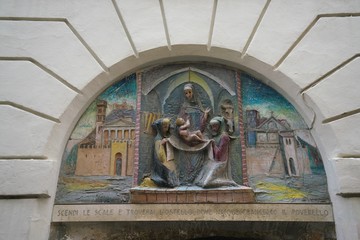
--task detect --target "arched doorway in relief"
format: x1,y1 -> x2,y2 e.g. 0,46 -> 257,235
115,152 -> 122,176
289,157 -> 296,176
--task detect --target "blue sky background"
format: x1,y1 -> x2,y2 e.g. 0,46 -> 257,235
70,74 -> 137,139
241,74 -> 307,129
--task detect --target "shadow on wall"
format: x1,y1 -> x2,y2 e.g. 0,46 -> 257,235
193,237 -> 263,240
50,221 -> 336,240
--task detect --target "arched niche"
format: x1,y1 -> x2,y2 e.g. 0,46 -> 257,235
54,62 -> 329,205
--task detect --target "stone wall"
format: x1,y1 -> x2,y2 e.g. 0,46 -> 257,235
50,222 -> 336,240
0,1 -> 360,239
76,147 -> 111,176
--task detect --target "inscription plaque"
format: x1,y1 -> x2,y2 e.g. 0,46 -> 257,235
53,204 -> 333,222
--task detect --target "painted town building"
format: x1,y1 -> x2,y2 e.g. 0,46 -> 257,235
245,110 -> 320,178
75,100 -> 135,176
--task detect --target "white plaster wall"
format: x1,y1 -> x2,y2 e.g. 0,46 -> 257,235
0,0 -> 359,239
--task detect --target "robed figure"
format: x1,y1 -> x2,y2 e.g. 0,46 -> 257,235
150,118 -> 179,188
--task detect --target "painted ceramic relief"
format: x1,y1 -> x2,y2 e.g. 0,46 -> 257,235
55,64 -> 329,204
55,74 -> 136,203
242,74 -> 329,203
137,65 -> 244,191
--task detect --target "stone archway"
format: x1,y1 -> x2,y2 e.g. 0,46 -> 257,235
46,47 -> 342,240
2,1 -> 359,239
50,59 -> 328,239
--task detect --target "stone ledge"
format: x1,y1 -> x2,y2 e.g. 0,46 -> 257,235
52,203 -> 334,222
130,186 -> 255,203
0,159 -> 54,196
0,193 -> 50,199
331,158 -> 360,197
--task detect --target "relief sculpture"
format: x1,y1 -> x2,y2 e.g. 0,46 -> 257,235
55,63 -> 329,204
139,68 -> 243,192
143,83 -> 238,189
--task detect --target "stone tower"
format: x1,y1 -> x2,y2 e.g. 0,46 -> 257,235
95,100 -> 107,146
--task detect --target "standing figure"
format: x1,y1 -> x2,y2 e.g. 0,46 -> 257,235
220,99 -> 235,134
149,118 -> 179,188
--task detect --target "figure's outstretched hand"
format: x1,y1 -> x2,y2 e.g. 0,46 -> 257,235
161,138 -> 168,145
204,107 -> 211,119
